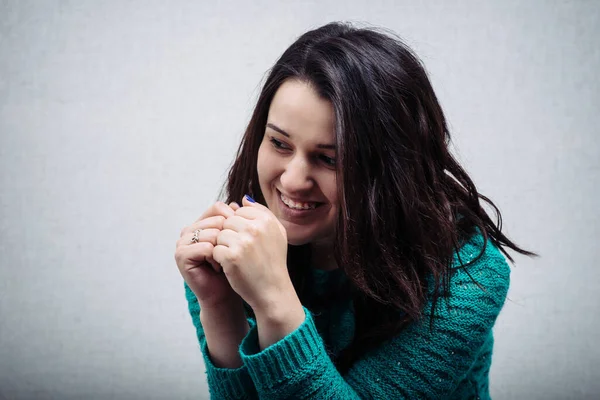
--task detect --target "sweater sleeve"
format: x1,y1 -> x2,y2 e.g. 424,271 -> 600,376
237,239 -> 510,399
184,283 -> 258,400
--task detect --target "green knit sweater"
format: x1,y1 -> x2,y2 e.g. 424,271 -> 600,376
184,233 -> 510,399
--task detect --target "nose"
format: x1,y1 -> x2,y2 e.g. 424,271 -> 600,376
279,154 -> 314,194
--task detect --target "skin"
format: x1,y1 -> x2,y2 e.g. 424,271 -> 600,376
175,201 -> 249,368
257,78 -> 339,257
176,78 -> 340,357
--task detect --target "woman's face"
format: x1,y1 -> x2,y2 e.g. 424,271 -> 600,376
257,79 -> 338,246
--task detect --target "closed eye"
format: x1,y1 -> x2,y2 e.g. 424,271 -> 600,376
270,137 -> 289,150
270,136 -> 335,167
319,155 -> 336,167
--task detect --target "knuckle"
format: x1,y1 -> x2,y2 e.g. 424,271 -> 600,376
239,236 -> 253,250
214,201 -> 227,215
246,223 -> 260,237
198,242 -> 213,253
229,250 -> 241,264
174,248 -> 184,263
205,230 -> 218,244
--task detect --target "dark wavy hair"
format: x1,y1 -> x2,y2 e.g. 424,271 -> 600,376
221,22 -> 535,374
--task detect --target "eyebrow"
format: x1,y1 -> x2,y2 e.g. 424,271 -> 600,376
266,123 -> 336,150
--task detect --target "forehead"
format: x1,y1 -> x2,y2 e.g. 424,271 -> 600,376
267,79 -> 335,144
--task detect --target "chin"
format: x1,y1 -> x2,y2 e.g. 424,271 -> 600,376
284,226 -> 332,246
287,236 -> 312,246
282,224 -> 319,246
285,231 -> 313,246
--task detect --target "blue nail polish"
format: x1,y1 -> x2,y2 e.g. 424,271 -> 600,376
245,194 -> 255,203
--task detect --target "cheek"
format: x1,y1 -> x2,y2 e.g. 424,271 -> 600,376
324,176 -> 338,207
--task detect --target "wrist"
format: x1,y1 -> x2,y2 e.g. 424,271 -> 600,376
199,293 -> 245,314
200,300 -> 250,369
253,292 -> 302,324
200,299 -> 248,330
252,285 -> 306,350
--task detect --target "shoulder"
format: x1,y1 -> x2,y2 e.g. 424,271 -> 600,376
449,232 -> 511,298
421,232 -> 511,327
343,233 -> 512,397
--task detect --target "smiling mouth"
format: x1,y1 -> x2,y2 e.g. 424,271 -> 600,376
278,191 -> 323,210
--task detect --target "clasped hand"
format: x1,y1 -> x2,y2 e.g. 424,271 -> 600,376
176,196 -> 292,313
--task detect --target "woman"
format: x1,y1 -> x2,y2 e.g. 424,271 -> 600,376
175,22 -> 533,399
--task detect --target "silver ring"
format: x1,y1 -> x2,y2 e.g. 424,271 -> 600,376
189,228 -> 202,244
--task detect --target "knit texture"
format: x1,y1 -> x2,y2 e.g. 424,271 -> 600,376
184,233 -> 510,399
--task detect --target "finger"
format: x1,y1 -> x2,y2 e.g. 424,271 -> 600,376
240,195 -> 286,239
175,241 -> 214,269
216,229 -> 238,247
241,194 -> 270,211
229,202 -> 240,211
222,215 -> 251,233
176,228 -> 220,248
205,254 -> 223,273
175,242 -> 224,274
180,215 -> 227,236
234,206 -> 264,220
212,244 -> 230,268
195,201 -> 235,222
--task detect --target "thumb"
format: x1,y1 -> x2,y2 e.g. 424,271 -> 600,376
243,194 -> 287,239
242,194 -> 265,208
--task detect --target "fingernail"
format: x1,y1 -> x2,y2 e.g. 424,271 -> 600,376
245,194 -> 255,203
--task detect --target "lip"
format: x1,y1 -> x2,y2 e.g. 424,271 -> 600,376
276,189 -> 326,221
277,190 -> 322,205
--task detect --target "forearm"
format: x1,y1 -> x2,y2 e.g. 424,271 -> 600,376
200,301 -> 250,368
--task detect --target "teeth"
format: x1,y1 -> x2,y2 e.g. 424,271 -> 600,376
280,193 -> 318,210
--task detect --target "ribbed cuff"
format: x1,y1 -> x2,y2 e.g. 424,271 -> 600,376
239,307 -> 326,391
200,317 -> 258,399
202,339 -> 257,399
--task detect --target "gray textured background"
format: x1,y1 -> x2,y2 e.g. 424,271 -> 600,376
1,1 -> 599,399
